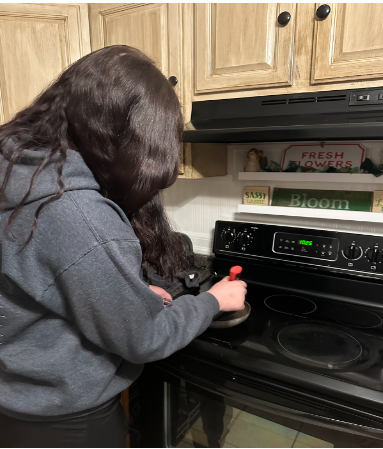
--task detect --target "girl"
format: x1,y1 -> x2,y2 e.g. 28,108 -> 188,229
0,45 -> 246,447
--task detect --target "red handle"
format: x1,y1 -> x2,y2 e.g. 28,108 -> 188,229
229,266 -> 242,281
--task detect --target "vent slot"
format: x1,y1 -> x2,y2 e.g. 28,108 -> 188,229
261,99 -> 287,106
288,97 -> 316,104
317,95 -> 346,102
261,94 -> 347,106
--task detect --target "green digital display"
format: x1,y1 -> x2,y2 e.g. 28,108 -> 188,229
299,240 -> 313,246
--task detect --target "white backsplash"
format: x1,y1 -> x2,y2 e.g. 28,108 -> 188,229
163,142 -> 383,255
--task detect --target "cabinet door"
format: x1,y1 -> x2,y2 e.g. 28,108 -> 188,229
312,3 -> 383,84
89,3 -> 182,100
194,3 -> 296,94
0,3 -> 90,124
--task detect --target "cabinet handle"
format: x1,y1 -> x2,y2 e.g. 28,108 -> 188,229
277,11 -> 291,26
168,76 -> 178,86
316,4 -> 331,19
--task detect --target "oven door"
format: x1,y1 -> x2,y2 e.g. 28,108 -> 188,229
129,352 -> 383,448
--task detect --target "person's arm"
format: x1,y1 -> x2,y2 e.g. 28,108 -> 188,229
38,239 -> 219,364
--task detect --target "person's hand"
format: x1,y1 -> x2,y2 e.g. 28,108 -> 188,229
149,285 -> 172,304
207,276 -> 247,312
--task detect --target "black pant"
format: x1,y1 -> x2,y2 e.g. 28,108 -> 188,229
0,396 -> 128,448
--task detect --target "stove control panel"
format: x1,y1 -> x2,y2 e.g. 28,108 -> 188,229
214,221 -> 383,279
273,232 -> 339,261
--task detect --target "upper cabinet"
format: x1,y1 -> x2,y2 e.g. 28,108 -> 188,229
0,3 -> 90,124
194,3 -> 297,93
191,3 -> 383,101
312,3 -> 383,84
89,4 -> 183,101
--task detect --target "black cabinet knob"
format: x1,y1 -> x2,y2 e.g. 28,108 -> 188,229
316,4 -> 331,19
168,76 -> 178,86
277,11 -> 291,26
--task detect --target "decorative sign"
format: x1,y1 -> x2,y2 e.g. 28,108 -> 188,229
372,191 -> 383,213
243,186 -> 269,206
281,144 -> 365,170
272,188 -> 372,212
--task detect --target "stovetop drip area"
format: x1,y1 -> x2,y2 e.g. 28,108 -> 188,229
197,221 -> 383,398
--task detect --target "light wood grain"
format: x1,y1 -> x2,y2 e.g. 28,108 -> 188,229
312,3 -> 383,84
179,142 -> 193,179
89,4 -> 167,71
190,3 -> 383,102
0,3 -> 90,124
179,4 -> 193,178
194,3 -> 296,93
178,143 -> 227,179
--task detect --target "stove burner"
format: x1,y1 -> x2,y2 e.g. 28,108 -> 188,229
276,323 -> 363,369
332,307 -> 383,329
264,295 -> 317,317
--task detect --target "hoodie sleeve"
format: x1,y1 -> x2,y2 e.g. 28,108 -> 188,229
38,239 -> 220,364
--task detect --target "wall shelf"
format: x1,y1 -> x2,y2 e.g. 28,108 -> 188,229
237,205 -> 383,223
238,172 -> 383,183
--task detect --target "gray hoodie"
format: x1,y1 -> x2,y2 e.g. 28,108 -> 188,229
0,145 -> 219,420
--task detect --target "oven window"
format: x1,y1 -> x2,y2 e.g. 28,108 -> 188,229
165,381 -> 383,448
165,381 -> 332,448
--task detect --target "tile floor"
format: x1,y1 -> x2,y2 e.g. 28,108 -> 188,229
176,407 -> 334,448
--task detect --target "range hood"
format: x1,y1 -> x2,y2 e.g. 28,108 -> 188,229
183,87 -> 383,143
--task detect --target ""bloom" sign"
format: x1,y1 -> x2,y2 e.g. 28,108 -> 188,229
281,144 -> 365,170
272,188 -> 372,212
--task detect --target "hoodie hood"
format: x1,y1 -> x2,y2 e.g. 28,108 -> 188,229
0,140 -> 100,209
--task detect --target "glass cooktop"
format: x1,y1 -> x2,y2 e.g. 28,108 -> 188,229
198,279 -> 383,393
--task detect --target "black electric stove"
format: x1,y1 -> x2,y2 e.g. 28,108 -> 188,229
194,221 -> 383,413
131,221 -> 383,447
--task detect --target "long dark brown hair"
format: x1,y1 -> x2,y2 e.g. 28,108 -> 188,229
0,45 -> 188,278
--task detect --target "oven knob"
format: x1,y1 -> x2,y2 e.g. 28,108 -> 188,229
221,230 -> 235,243
342,245 -> 363,260
237,233 -> 250,245
366,248 -> 383,263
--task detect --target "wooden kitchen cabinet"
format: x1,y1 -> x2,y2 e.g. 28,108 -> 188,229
180,143 -> 227,179
191,3 -> 383,102
0,3 -> 91,124
312,3 -> 383,84
194,3 -> 297,94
